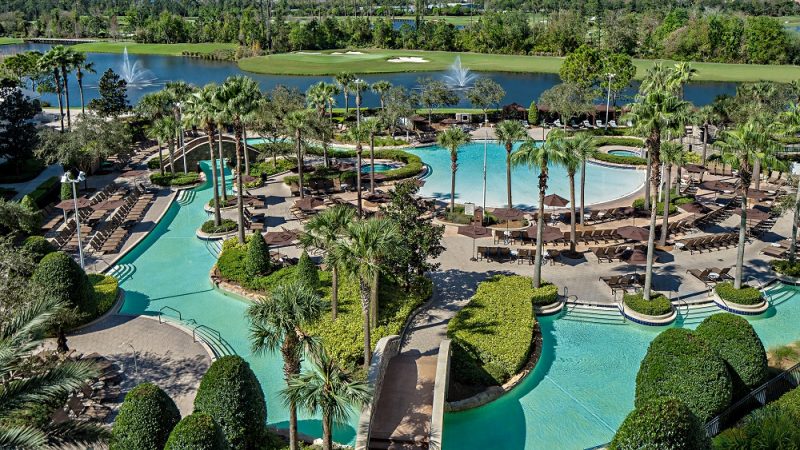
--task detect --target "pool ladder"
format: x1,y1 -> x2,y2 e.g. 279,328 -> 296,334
155,306 -> 235,359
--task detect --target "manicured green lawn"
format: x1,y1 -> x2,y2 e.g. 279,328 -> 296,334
71,41 -> 237,56
0,37 -> 23,45
239,48 -> 800,82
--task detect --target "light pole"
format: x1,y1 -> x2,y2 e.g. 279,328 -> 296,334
605,73 -> 616,130
61,171 -> 86,269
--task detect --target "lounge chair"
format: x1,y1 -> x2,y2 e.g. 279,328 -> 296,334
687,268 -> 713,285
608,120 -> 618,128
582,120 -> 594,129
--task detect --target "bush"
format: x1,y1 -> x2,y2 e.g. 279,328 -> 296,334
531,282 -> 559,306
208,197 -> 237,208
201,219 -> 237,234
20,194 -> 38,212
285,148 -> 424,185
164,412 -> 229,450
150,172 -> 200,186
246,232 -> 271,276
60,182 -> 72,201
632,197 -> 678,215
623,293 -> 672,316
22,235 -> 55,262
611,397 -> 710,450
593,136 -> 644,147
447,275 -> 538,386
713,388 -> 800,449
636,328 -> 732,421
194,355 -> 267,450
695,313 -> 768,394
771,259 -> 800,277
30,251 -> 95,318
296,250 -> 319,289
147,157 -> 162,170
528,100 -> 538,124
592,150 -> 647,165
89,273 -> 119,317
715,282 -> 763,305
27,176 -> 60,207
441,204 -> 499,225
110,382 -> 181,450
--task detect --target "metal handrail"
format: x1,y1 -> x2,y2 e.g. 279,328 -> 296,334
158,306 -> 182,322
747,276 -> 772,304
192,324 -> 222,343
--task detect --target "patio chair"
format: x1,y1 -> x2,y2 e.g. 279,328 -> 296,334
582,120 -> 594,129
608,120 -> 618,128
687,268 -> 712,285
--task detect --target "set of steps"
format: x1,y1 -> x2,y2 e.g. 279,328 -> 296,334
107,263 -> 136,283
157,315 -> 236,360
561,303 -> 626,325
205,239 -> 223,258
674,302 -> 721,326
176,189 -> 196,206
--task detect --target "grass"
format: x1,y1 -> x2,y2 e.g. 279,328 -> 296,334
238,48 -> 800,82
0,37 -> 23,45
71,41 -> 237,56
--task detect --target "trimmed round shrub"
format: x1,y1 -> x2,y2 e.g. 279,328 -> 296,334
695,313 -> 768,394
30,251 -> 94,316
194,355 -> 267,450
20,194 -> 38,212
111,383 -> 181,450
527,100 -> 538,124
531,282 -> 559,306
60,182 -> 72,201
635,328 -> 732,421
611,397 -> 711,450
22,235 -> 55,262
623,293 -> 672,316
164,412 -> 229,450
715,282 -> 763,305
296,250 -> 319,289
201,219 -> 237,234
246,232 -> 271,276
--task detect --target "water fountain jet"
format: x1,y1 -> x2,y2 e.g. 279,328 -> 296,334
442,56 -> 477,90
120,47 -> 157,88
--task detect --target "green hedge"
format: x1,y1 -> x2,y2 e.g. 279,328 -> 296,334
695,313 -> 768,394
249,159 -> 296,178
216,238 -> 289,291
201,219 -> 237,234
30,251 -> 95,319
623,293 -> 672,316
147,157 -> 162,170
208,197 -> 237,208
111,382 -> 181,450
531,282 -> 559,306
285,148 -> 424,185
22,235 -> 55,262
715,282 -> 763,306
194,355 -> 267,450
89,273 -> 119,319
164,412 -> 229,450
771,259 -> 800,277
27,176 -> 60,207
592,150 -> 647,166
713,387 -> 800,449
611,397 -> 710,450
150,172 -> 200,186
593,136 -> 644,146
447,275 -> 538,386
636,328 -> 732,422
246,231 -> 271,276
632,198 -> 678,215
442,204 -> 500,225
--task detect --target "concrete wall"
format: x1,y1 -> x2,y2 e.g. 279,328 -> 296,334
430,339 -> 451,450
355,335 -> 402,450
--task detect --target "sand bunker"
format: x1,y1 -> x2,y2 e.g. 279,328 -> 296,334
387,56 -> 429,63
331,51 -> 365,55
296,51 -> 321,55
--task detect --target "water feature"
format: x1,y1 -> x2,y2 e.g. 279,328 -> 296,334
405,142 -> 646,208
361,163 -> 395,173
608,149 -> 641,157
119,47 -> 158,88
442,56 -> 477,90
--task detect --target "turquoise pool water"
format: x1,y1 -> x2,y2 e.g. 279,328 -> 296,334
443,284 -> 800,450
406,142 -> 646,209
115,161 -> 358,443
362,163 -> 395,173
608,149 -> 641,158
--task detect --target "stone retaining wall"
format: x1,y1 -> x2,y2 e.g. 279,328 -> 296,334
355,335 -> 401,450
430,339 -> 451,450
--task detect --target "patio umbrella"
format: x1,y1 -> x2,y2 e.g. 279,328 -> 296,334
616,225 -> 650,242
542,194 -> 569,208
683,164 -> 706,174
263,230 -> 298,247
700,180 -> 737,192
93,199 -> 126,211
492,207 -> 525,237
732,208 -> 771,221
623,249 -> 650,265
678,202 -> 710,214
294,196 -> 325,211
457,224 -> 490,261
56,197 -> 93,210
745,189 -> 772,201
526,225 -> 563,243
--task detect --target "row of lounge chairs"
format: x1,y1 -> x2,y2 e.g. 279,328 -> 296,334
550,119 -> 629,129
88,190 -> 156,254
761,240 -> 799,259
582,207 -> 635,225
676,232 -> 739,254
687,267 -> 733,287
476,246 -> 560,264
599,273 -> 646,296
591,245 -> 636,263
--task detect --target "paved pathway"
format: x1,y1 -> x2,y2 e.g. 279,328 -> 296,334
0,163 -> 64,200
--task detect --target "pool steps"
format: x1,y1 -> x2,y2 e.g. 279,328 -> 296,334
107,263 -> 136,284
557,300 -> 731,326
176,189 -> 196,206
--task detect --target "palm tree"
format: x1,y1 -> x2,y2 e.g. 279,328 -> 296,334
437,127 -> 471,213
0,297 -> 106,448
334,218 -> 400,368
165,81 -> 197,174
248,282 -> 324,450
777,103 -> 800,264
216,76 -> 262,243
184,84 -> 223,225
71,52 -> 94,116
671,61 -> 697,100
37,50 -> 64,131
558,133 -> 593,253
495,120 -> 528,208
569,132 -> 597,226
511,137 -> 567,288
658,142 -> 685,246
347,125 -> 370,217
364,119 -> 384,193
307,81 -> 329,117
352,78 -> 368,126
282,347 -> 371,450
695,105 -> 719,165
717,122 -> 774,289
335,72 -> 356,115
285,109 -> 315,200
299,205 -> 356,320
371,80 -> 392,110
147,117 -> 174,176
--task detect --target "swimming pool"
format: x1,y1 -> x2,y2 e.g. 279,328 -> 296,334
114,160 -> 358,444
608,149 -> 641,158
362,163 -> 395,173
443,284 -> 800,450
406,142 -> 646,209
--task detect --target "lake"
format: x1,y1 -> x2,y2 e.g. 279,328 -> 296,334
2,43 -> 737,108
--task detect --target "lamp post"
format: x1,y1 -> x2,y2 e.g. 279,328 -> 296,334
605,73 -> 616,130
61,171 -> 86,269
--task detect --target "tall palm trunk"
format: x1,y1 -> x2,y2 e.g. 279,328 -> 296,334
331,266 -> 339,319
643,178 -> 659,300
356,91 -> 362,125
296,129 -> 305,200
359,279 -> 371,369
702,124 -> 709,165
235,125 -> 246,244
243,126 -> 250,175
791,177 -> 800,265
168,138 -> 176,174
207,129 -> 221,226
61,67 -> 71,129
77,69 -> 86,115
450,151 -> 457,213
735,191 -> 748,289
505,143 -> 513,208
157,142 -> 164,175
53,69 -> 64,131
753,159 -> 761,191
356,143 -> 363,217
644,150 -> 652,211
322,412 -> 332,450
369,133 -> 376,193
218,130 -> 228,202
533,166 -> 547,288
281,335 -> 301,450
344,89 -> 350,114
660,164 -> 672,246
370,271 -> 378,329
580,160 -> 586,226
568,172 -> 577,253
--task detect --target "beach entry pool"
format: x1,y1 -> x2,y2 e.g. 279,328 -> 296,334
113,160 -> 358,444
608,149 -> 641,158
406,142 -> 646,208
443,283 -> 800,449
362,163 -> 395,173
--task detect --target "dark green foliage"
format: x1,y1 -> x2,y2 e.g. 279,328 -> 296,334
19,194 -> 37,212
245,232 -> 271,276
593,150 -> 647,166
611,397 -> 711,450
164,412 -> 229,450
200,219 -> 237,234
89,273 -> 119,316
0,158 -> 44,183
530,282 -> 559,306
715,282 -> 763,305
713,388 -> 800,449
632,198 -> 679,215
89,69 -> 129,117
695,313 -> 768,394
623,293 -> 672,316
771,259 -> 800,277
635,328 -> 732,421
216,240 -> 297,292
26,176 -> 60,207
194,355 -> 267,450
147,156 -> 162,170
150,172 -> 200,186
527,100 -> 538,124
296,250 -> 319,289
60,182 -> 72,201
21,235 -> 55,262
0,86 -> 40,167
29,251 -> 95,317
286,148 -> 423,185
592,137 -> 644,147
111,383 -> 181,450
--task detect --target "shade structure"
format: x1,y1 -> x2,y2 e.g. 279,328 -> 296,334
263,230 -> 298,247
543,194 -> 569,208
56,197 -> 93,210
678,202 -> 710,214
732,207 -> 771,221
294,196 -> 325,211
120,169 -> 148,178
526,225 -> 563,243
93,199 -> 126,211
615,226 -> 650,242
491,207 -> 524,221
624,249 -> 650,265
683,164 -> 706,174
457,224 -> 490,239
700,180 -> 737,192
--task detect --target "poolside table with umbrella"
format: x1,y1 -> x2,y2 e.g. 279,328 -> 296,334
457,224 -> 490,261
491,207 -> 525,244
615,225 -> 650,242
542,193 -> 570,224
294,196 -> 325,211
526,224 -> 564,243
263,230 -> 298,247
